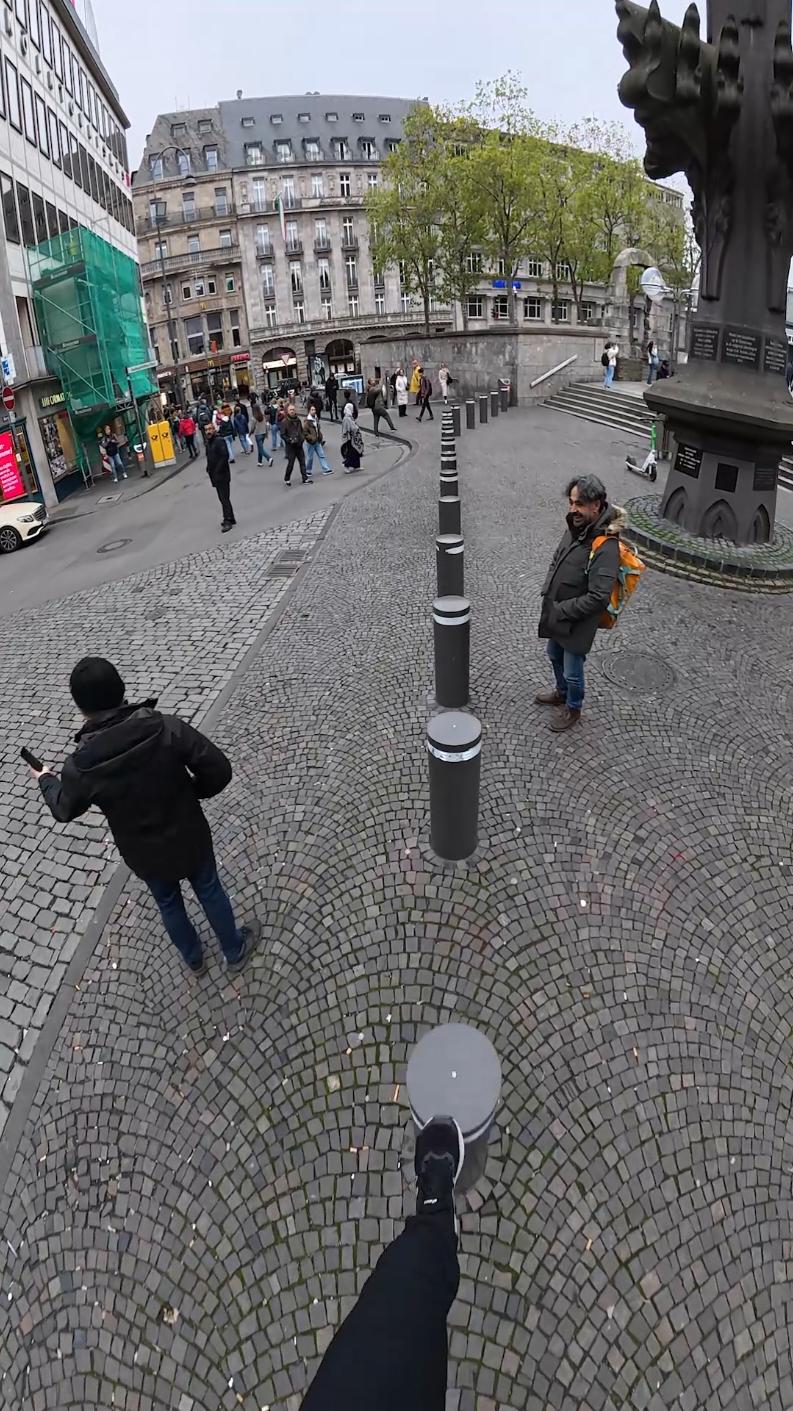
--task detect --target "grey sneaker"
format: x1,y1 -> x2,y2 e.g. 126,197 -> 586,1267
226,919 -> 262,975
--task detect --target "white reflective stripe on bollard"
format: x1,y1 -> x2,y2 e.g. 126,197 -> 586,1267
433,610 -> 470,626
427,740 -> 482,763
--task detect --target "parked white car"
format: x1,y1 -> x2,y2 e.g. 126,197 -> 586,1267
0,498 -> 48,553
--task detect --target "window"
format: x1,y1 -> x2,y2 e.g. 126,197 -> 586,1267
326,111 -> 338,122
496,258 -> 506,277
63,42 -> 73,94
193,277 -> 205,298
318,257 -> 330,290
153,239 -> 167,258
182,190 -> 196,221
48,109 -> 59,167
79,145 -> 89,193
206,278 -> 216,295
321,296 -> 332,320
163,284 -> 173,305
230,309 -> 241,347
293,301 -> 305,323
251,176 -> 266,210
348,295 -> 359,316
1,173 -> 19,244
177,150 -> 191,177
205,145 -> 218,171
184,316 -> 204,356
524,296 -> 543,320
298,111 -> 310,123
29,0 -> 39,45
360,139 -> 377,160
262,265 -> 275,295
255,223 -> 271,255
304,140 -> 321,161
45,199 -> 56,238
198,118 -> 213,135
311,174 -> 323,198
4,62 -> 19,131
275,140 -> 292,163
245,142 -> 264,166
555,261 -> 571,281
269,113 -> 282,125
465,251 -> 482,274
182,284 -> 192,301
333,138 -> 351,161
345,255 -> 358,288
526,257 -> 544,278
59,122 -> 69,176
171,122 -> 187,138
207,311 -> 223,351
15,0 -> 26,28
282,177 -> 295,208
386,139 -> 400,154
150,154 -> 163,181
378,113 -> 392,124
367,173 -> 378,190
375,291 -> 385,315
35,94 -> 48,157
400,292 -> 412,313
463,296 -> 482,319
16,184 -> 35,246
580,301 -> 596,324
342,217 -> 355,245
53,27 -> 62,80
314,218 -> 329,245
264,306 -> 277,328
21,78 -> 36,145
30,191 -> 46,244
340,172 -> 351,197
225,273 -> 235,292
214,187 -> 229,215
552,299 -> 570,322
290,261 -> 302,293
352,112 -> 365,122
219,228 -> 232,248
42,4 -> 52,64
398,259 -> 408,287
493,295 -> 509,321
88,156 -> 99,204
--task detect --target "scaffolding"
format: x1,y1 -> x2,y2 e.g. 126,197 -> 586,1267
30,228 -> 156,415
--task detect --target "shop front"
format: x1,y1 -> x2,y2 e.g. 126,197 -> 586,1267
0,415 -> 46,505
259,345 -> 299,392
325,338 -> 357,377
36,389 -> 82,500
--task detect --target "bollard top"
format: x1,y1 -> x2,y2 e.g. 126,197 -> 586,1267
436,532 -> 464,549
407,1023 -> 501,1140
427,709 -> 481,753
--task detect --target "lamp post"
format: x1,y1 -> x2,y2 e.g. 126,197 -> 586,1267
150,146 -> 195,408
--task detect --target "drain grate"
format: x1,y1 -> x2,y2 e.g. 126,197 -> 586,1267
96,537 -> 132,555
267,548 -> 308,578
599,650 -> 676,695
96,493 -> 123,505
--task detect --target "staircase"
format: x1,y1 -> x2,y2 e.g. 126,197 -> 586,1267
545,380 -> 793,494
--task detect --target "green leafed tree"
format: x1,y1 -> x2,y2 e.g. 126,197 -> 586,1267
365,104 -> 444,335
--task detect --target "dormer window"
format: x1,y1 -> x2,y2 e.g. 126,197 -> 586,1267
270,113 -> 283,124
241,116 -> 255,128
352,111 -> 365,122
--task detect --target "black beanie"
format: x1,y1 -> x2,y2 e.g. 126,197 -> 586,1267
69,657 -> 126,713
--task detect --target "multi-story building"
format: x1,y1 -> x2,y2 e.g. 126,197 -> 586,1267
134,97 -> 687,399
0,0 -> 152,508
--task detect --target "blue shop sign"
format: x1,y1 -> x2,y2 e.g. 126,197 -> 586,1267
491,280 -> 522,290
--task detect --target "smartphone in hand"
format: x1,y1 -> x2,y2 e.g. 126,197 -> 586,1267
20,747 -> 43,772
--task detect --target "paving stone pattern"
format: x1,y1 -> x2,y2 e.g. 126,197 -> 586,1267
2,410 -> 793,1411
0,511 -> 330,1135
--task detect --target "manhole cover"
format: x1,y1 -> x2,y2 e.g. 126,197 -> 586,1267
96,538 -> 132,555
96,493 -> 122,505
599,650 -> 676,694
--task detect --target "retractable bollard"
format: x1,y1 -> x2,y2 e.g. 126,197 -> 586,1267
499,385 -> 509,413
407,1023 -> 501,1192
440,468 -> 459,498
425,714 -> 482,863
490,390 -> 499,418
452,404 -> 462,437
436,532 -> 464,597
433,595 -> 470,709
479,394 -> 488,425
466,400 -> 476,431
438,495 -> 461,536
441,447 -> 458,473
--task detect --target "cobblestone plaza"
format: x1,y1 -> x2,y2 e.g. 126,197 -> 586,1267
1,410 -> 792,1411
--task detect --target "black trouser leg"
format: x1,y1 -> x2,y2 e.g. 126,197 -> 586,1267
215,476 -> 234,524
301,1211 -> 459,1411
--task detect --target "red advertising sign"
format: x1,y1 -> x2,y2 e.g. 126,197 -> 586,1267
0,431 -> 24,502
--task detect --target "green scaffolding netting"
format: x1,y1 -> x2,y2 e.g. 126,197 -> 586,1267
30,228 -> 156,413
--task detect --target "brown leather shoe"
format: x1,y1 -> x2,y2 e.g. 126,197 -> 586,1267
549,707 -> 581,732
535,688 -> 566,706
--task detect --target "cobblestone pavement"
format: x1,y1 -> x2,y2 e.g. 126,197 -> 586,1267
2,408 -> 793,1411
0,509 -> 331,1136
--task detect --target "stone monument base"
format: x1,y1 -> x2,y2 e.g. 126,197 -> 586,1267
626,495 -> 793,592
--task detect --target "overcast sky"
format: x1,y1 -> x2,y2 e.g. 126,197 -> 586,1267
93,0 -> 695,172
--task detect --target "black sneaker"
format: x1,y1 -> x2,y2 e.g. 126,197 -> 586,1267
187,956 -> 207,977
415,1115 -> 464,1222
226,918 -> 262,975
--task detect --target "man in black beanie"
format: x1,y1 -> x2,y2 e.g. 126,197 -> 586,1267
31,657 -> 260,976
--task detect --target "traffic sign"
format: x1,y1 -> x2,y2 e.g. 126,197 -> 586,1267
2,386 -> 15,412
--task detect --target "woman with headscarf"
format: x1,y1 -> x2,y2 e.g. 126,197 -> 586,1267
340,402 -> 364,472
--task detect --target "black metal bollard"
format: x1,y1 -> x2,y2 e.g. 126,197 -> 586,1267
452,405 -> 462,437
441,447 -> 458,473
439,495 -> 462,535
479,395 -> 488,425
466,400 -> 476,431
500,385 -> 509,413
436,532 -> 464,596
490,390 -> 499,418
433,595 -> 470,708
440,468 -> 459,498
427,711 -> 481,861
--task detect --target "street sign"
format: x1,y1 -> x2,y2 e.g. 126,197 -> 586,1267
2,386 -> 15,412
1,354 -> 16,384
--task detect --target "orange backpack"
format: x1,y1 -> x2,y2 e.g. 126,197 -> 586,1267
589,534 -> 646,630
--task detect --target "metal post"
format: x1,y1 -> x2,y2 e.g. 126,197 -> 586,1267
466,400 -> 476,431
499,385 -> 509,413
433,595 -> 470,708
438,495 -> 461,535
441,448 -> 457,474
452,404 -> 461,437
490,390 -> 499,417
426,712 -> 481,861
479,395 -> 488,425
436,532 -> 464,596
127,374 -> 151,477
407,1024 -> 501,1193
440,468 -> 458,498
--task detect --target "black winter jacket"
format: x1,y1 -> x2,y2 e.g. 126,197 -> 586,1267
281,414 -> 304,447
206,435 -> 230,484
39,705 -> 232,881
539,505 -> 622,656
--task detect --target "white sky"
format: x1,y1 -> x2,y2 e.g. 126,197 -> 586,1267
92,0 -> 696,171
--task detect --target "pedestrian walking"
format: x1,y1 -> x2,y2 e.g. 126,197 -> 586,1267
307,387 -> 324,420
366,377 -> 395,438
325,372 -> 340,422
196,398 -> 213,445
340,402 -> 364,472
205,423 -> 236,532
267,398 -> 283,451
301,1116 -> 464,1411
417,367 -> 434,421
438,362 -> 451,403
395,367 -> 409,417
102,427 -> 127,482
602,341 -> 619,389
388,369 -> 398,407
251,403 -> 274,465
303,409 -> 333,476
536,475 -> 622,732
178,411 -> 199,460
646,341 -> 659,385
215,402 -> 237,462
171,410 -> 184,451
31,657 -> 261,976
281,403 -> 310,486
233,402 -> 252,454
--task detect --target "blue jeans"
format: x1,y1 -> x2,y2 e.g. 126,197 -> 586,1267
145,852 -> 244,966
222,434 -> 236,463
255,431 -> 273,464
270,423 -> 282,449
603,364 -> 615,388
109,452 -> 126,479
306,441 -> 331,475
547,639 -> 586,711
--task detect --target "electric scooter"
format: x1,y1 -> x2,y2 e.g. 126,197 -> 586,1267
626,418 -> 658,482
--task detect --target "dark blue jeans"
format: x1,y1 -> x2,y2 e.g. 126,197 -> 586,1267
145,852 -> 243,965
547,639 -> 586,710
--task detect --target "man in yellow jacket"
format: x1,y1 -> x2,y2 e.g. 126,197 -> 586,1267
409,360 -> 421,399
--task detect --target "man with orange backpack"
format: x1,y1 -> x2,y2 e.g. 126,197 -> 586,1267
536,475 -> 644,732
